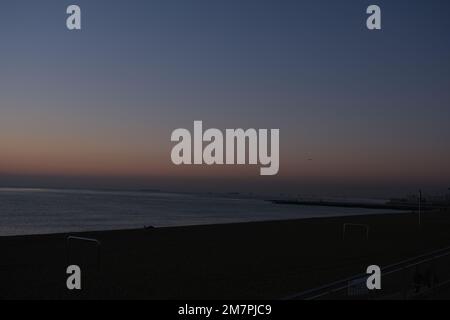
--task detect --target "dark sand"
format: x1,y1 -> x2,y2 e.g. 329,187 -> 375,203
1,210 -> 450,300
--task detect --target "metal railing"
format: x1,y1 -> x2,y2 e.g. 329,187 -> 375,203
283,246 -> 450,300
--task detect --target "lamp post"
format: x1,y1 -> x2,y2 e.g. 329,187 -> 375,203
419,189 -> 422,228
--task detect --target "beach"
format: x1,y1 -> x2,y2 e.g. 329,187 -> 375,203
2,210 -> 450,300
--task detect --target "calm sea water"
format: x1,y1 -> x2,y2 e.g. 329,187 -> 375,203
0,188 -> 393,236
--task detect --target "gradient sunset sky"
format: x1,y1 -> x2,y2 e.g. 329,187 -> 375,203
1,0 -> 450,197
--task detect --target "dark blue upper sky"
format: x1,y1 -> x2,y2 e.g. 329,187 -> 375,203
1,0 -> 450,196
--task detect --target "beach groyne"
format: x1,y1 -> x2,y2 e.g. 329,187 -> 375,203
270,199 -> 438,211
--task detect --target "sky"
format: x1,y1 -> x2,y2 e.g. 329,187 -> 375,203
1,0 -> 450,197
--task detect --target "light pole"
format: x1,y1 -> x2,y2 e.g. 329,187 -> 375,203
419,189 -> 422,228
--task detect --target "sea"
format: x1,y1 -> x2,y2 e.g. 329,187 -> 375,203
0,188 -> 394,236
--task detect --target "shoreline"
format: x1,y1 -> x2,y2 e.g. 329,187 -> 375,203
0,210 -> 410,239
0,187 -> 406,238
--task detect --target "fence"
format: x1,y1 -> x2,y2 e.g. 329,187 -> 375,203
284,246 -> 450,300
